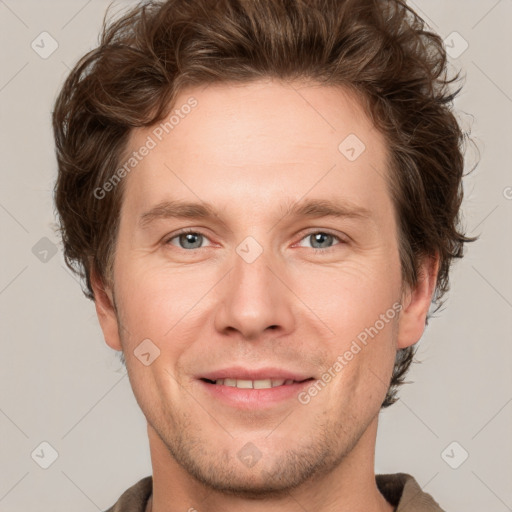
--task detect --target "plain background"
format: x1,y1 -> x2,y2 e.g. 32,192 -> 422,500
0,0 -> 511,510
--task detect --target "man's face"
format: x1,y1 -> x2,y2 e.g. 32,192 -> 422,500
95,79 -> 421,495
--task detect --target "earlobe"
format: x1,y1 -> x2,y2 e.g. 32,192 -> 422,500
90,266 -> 123,352
396,254 -> 440,349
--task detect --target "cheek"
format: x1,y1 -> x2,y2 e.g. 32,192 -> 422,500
325,316 -> 399,419
114,259 -> 217,350
290,259 -> 401,338
296,261 -> 401,403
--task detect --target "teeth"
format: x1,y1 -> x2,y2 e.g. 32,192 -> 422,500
213,378 -> 296,389
235,379 -> 253,389
254,379 -> 274,389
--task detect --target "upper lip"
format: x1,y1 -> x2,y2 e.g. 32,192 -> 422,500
198,366 -> 314,382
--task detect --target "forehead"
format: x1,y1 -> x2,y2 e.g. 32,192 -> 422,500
120,79 -> 391,219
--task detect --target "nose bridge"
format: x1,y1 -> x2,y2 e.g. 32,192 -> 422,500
213,234 -> 293,339
233,234 -> 274,295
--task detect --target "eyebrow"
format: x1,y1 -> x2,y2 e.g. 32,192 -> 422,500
139,200 -> 224,229
138,198 -> 372,229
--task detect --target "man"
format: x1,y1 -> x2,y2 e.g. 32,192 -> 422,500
52,0 -> 475,510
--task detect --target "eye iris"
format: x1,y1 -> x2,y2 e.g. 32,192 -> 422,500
180,232 -> 202,249
176,233 -> 335,249
311,232 -> 333,249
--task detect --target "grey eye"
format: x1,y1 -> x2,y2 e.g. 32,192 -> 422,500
179,232 -> 203,249
308,232 -> 336,249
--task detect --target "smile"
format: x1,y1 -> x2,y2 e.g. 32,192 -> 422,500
201,378 -> 312,389
198,377 -> 316,409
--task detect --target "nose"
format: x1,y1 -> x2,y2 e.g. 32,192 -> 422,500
213,241 -> 295,341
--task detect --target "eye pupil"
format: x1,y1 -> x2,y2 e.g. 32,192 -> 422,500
171,231 -> 338,251
180,232 -> 202,249
311,232 -> 332,249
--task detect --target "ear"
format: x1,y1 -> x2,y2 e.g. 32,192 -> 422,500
90,266 -> 123,351
397,253 -> 440,349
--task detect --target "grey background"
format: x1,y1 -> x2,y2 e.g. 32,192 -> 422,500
0,0 -> 511,510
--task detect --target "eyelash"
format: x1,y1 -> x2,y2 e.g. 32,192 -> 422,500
296,230 -> 345,254
164,228 -> 345,254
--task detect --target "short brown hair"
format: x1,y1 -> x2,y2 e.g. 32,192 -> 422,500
52,0 -> 476,407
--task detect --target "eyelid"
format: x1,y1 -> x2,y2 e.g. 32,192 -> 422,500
293,228 -> 347,250
164,227 -> 347,251
164,227 -> 214,248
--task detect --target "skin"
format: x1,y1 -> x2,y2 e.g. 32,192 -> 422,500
92,79 -> 438,512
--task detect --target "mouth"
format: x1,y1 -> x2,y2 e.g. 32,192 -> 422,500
197,376 -> 316,409
200,377 -> 314,389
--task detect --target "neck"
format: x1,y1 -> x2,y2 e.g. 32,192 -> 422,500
146,416 -> 394,512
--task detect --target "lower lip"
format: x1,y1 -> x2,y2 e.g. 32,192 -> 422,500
197,379 -> 315,409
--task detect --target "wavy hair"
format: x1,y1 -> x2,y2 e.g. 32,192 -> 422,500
52,0 -> 476,407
